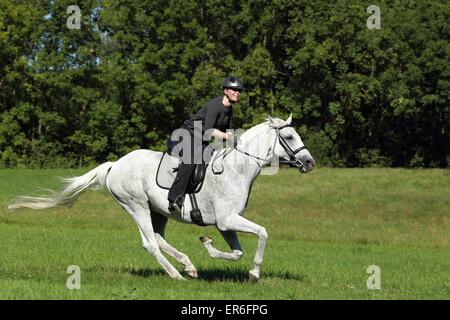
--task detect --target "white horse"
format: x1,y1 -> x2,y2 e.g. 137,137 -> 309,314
8,115 -> 315,282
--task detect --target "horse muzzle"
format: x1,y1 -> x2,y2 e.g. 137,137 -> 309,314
281,154 -> 315,173
297,153 -> 315,173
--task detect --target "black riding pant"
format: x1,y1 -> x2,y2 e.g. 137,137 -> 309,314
167,134 -> 208,205
167,163 -> 196,204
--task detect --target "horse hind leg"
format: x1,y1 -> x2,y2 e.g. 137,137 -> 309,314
155,234 -> 198,278
122,202 -> 184,280
150,212 -> 198,278
200,230 -> 243,261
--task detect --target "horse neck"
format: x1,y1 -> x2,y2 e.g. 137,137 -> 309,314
238,123 -> 275,166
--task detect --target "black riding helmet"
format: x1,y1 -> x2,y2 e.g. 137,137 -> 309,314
222,76 -> 245,91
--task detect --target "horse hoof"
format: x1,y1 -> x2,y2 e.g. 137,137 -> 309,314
186,269 -> 198,278
199,236 -> 213,245
249,270 -> 260,283
177,275 -> 187,281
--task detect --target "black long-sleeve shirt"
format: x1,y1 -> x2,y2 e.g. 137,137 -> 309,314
181,96 -> 232,138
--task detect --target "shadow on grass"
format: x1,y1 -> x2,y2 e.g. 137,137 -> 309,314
199,268 -> 305,283
125,268 -> 167,278
124,267 -> 305,283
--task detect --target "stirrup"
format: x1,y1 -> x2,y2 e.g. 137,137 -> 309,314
168,201 -> 182,214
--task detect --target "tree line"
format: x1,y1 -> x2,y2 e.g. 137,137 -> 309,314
0,0 -> 448,168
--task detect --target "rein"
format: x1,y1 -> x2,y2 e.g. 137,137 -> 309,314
211,124 -> 307,174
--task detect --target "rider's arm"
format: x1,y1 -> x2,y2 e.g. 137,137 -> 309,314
204,103 -> 231,141
204,103 -> 220,134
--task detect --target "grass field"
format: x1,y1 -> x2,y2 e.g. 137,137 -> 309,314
0,167 -> 449,299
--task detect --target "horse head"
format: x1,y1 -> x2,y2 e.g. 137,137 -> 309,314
268,114 -> 316,173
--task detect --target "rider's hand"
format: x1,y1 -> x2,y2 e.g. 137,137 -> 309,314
225,132 -> 238,148
224,132 -> 233,140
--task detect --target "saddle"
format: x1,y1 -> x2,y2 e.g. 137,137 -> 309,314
156,152 -> 206,192
156,152 -> 207,226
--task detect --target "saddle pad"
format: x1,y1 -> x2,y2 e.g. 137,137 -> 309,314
156,152 -> 181,190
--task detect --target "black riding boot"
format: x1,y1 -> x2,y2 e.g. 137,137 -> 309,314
168,163 -> 196,209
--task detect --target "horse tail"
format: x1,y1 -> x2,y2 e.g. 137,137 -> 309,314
8,162 -> 115,212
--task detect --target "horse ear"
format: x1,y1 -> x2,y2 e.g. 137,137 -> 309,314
286,113 -> 292,125
268,116 -> 275,124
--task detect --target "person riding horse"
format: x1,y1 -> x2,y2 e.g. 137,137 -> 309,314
167,77 -> 245,213
10,114 -> 315,282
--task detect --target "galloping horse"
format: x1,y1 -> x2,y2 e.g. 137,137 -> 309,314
9,115 -> 315,282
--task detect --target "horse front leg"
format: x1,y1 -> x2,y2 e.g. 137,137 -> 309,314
217,215 -> 268,283
200,230 -> 243,261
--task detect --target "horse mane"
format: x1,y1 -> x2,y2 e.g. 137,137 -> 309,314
266,117 -> 289,129
238,123 -> 267,143
239,117 -> 288,142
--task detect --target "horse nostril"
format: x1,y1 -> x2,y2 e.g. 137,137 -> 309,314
306,160 -> 314,168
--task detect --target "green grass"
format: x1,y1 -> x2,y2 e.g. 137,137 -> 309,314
0,168 -> 449,299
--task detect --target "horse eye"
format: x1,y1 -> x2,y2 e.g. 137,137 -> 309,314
285,135 -> 293,140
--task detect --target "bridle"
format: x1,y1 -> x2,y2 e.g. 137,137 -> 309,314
212,124 -> 307,174
276,124 -> 307,170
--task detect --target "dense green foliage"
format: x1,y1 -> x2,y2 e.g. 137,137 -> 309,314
0,0 -> 448,168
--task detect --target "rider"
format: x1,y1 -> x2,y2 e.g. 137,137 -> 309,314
167,76 -> 244,213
